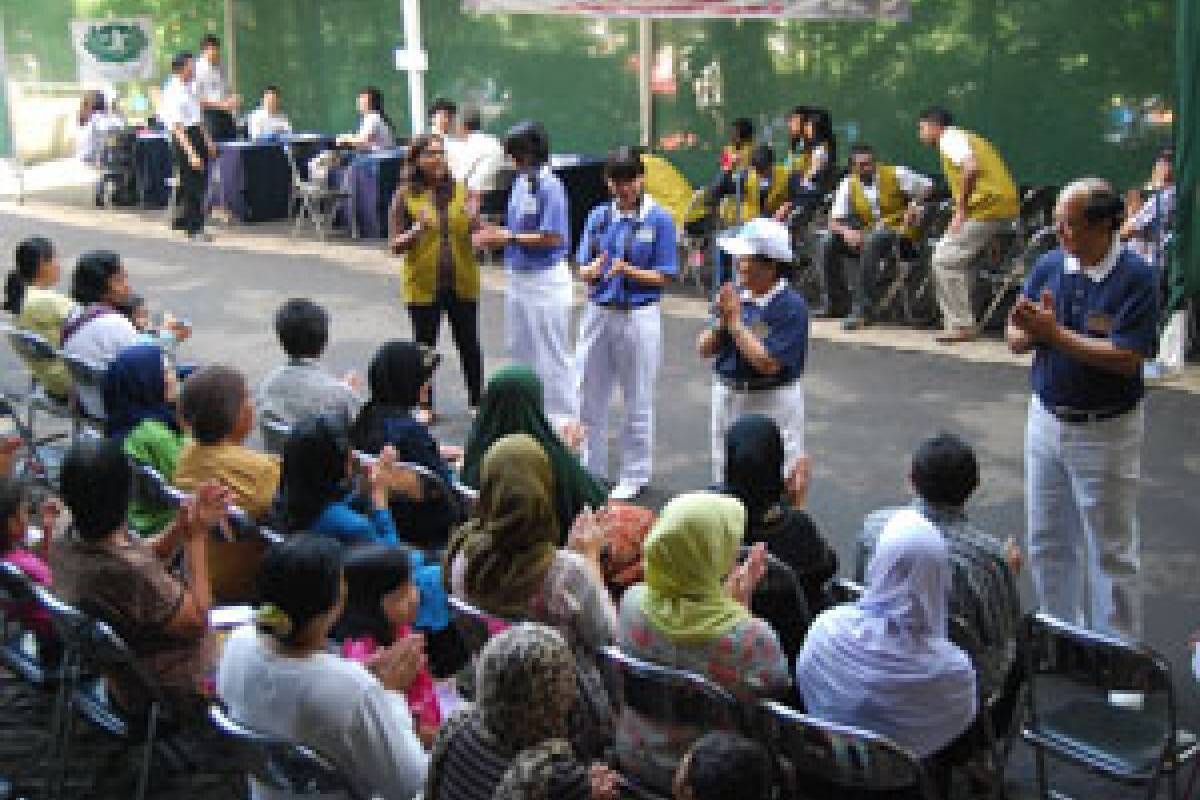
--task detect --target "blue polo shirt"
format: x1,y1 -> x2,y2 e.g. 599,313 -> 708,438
1024,244 -> 1158,411
576,198 -> 678,307
714,282 -> 809,384
505,166 -> 570,271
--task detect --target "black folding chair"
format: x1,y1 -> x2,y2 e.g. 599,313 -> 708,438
830,577 -> 866,605
1021,612 -> 1199,800
259,413 -> 292,456
599,645 -> 751,799
739,545 -> 812,664
759,700 -> 939,800
129,461 -> 187,512
0,561 -> 52,688
59,351 -> 108,430
208,704 -> 371,799
446,594 -> 516,661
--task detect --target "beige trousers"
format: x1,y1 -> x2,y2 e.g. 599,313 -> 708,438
931,217 -> 1015,329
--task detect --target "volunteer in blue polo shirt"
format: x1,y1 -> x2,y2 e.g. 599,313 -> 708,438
1007,177 -> 1158,640
575,147 -> 678,501
474,120 -> 577,423
697,217 -> 809,483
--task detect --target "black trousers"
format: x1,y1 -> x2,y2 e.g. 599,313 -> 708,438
170,126 -> 210,235
814,228 -> 898,315
407,289 -> 483,406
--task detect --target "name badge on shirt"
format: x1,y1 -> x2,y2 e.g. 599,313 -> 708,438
635,227 -> 656,244
1086,312 -> 1113,336
520,197 -> 539,216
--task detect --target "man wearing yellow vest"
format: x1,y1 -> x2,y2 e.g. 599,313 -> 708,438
919,107 -> 1019,344
814,143 -> 933,329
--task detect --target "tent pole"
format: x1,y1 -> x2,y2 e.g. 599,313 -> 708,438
639,16 -> 652,149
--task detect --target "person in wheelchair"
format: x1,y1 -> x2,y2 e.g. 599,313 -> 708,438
787,107 -> 838,220
813,143 -> 933,329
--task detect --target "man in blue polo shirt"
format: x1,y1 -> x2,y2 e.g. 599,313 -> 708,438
697,217 -> 809,483
474,121 -> 576,423
575,147 -> 678,501
1007,177 -> 1158,640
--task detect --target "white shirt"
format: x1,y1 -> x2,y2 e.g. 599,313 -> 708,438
356,112 -> 394,150
743,278 -> 790,309
247,107 -> 293,139
452,131 -> 507,192
218,625 -> 428,800
61,307 -> 139,419
159,76 -> 202,130
75,111 -> 125,164
193,57 -> 229,105
830,166 -> 932,222
938,127 -> 973,166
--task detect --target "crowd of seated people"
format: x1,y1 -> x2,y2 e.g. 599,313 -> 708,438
2,234 -> 1045,800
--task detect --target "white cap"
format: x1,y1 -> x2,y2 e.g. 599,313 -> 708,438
717,217 -> 793,263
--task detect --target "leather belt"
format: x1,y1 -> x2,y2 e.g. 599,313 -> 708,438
717,374 -> 797,392
1046,404 -> 1135,424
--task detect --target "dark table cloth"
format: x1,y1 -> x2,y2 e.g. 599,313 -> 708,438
207,141 -> 292,223
341,148 -> 408,239
133,133 -> 171,209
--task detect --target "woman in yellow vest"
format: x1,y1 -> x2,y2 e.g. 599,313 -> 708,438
388,133 -> 483,411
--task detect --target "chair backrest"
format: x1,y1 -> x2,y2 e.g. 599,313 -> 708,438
0,560 -> 38,635
760,700 -> 936,800
129,461 -> 187,512
447,594 -> 515,658
598,644 -> 747,734
1024,611 -> 1174,744
30,582 -> 89,645
61,352 -> 106,389
7,328 -> 59,364
830,577 -> 865,606
209,704 -> 366,798
740,545 -> 812,661
259,414 -> 292,456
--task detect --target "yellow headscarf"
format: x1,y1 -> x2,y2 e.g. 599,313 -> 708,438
445,434 -> 559,618
640,492 -> 749,645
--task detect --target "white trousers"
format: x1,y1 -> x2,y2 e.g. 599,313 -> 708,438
711,379 -> 805,484
1157,309 -> 1190,371
576,303 -> 662,486
1025,395 -> 1144,640
505,260 -> 578,422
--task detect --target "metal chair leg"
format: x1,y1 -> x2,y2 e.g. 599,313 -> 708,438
134,703 -> 159,800
1034,745 -> 1048,800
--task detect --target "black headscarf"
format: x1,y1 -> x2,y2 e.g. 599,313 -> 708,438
719,414 -> 786,527
351,340 -> 438,454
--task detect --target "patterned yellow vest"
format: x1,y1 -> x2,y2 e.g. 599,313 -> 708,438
400,181 -> 480,304
848,165 -> 920,241
940,129 -> 1019,221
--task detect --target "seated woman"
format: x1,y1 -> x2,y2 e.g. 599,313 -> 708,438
615,492 -> 790,794
796,509 -> 977,760
715,414 -> 837,655
350,341 -> 461,552
462,366 -> 607,542
0,477 -> 60,665
51,438 -> 228,720
279,414 -> 451,638
447,433 -> 616,756
104,344 -> 188,535
4,236 -> 76,401
218,535 -> 428,800
334,86 -> 395,152
61,250 -> 191,419
425,623 -> 621,800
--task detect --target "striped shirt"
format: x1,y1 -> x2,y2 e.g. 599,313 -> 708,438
430,718 -> 591,800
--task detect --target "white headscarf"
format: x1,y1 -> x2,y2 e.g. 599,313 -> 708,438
795,509 -> 977,758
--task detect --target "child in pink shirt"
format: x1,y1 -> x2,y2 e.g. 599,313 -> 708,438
0,475 -> 59,656
336,543 -> 440,746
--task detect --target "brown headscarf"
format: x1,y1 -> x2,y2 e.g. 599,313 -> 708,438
445,434 -> 559,618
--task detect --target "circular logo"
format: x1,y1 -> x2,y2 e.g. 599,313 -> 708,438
83,22 -> 148,64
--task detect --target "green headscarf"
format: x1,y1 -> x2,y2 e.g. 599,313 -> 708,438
446,434 -> 560,618
640,492 -> 750,645
462,365 -> 607,541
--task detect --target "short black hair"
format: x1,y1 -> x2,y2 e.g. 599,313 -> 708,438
849,142 -> 875,160
604,145 -> 645,183
684,732 -> 771,800
750,143 -> 775,173
429,97 -> 458,117
71,250 -> 122,306
462,106 -> 483,132
789,105 -> 811,118
504,120 -> 550,166
201,34 -> 221,49
274,298 -> 329,359
918,106 -> 953,127
178,365 -> 249,445
731,117 -> 754,143
264,85 -> 280,95
911,431 -> 979,507
257,534 -> 344,646
60,439 -> 132,542
1080,181 -> 1125,233
1156,146 -> 1175,163
171,51 -> 194,73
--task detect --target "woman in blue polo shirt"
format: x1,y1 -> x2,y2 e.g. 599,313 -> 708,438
575,147 -> 678,501
697,217 -> 809,483
474,121 -> 577,424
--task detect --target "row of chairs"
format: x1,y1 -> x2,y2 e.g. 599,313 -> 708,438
444,582 -> 1198,800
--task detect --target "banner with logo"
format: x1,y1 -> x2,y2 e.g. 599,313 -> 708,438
71,17 -> 155,83
463,0 -> 909,18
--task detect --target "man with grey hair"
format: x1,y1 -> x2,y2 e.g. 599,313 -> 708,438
1007,177 -> 1158,640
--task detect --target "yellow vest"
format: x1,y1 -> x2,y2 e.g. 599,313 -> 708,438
940,129 -> 1019,221
848,165 -> 920,241
785,147 -> 811,179
719,163 -> 790,225
399,181 -> 480,304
